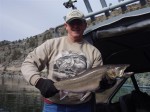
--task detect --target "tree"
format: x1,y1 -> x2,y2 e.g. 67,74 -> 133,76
11,49 -> 22,60
42,35 -> 47,42
29,37 -> 36,48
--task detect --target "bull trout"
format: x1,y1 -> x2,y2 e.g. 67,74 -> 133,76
54,64 -> 129,100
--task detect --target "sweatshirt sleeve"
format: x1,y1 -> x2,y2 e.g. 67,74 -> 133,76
21,40 -> 51,86
92,48 -> 103,68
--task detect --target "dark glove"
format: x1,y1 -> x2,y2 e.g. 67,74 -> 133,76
35,78 -> 59,98
97,76 -> 117,92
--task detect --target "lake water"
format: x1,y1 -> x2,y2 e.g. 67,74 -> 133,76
0,74 -> 43,112
0,74 -> 150,112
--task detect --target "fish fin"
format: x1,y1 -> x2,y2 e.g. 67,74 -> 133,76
80,92 -> 91,101
59,90 -> 69,100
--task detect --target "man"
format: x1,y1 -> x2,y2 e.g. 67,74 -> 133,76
21,9 -> 103,112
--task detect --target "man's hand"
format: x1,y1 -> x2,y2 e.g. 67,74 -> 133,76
96,76 -> 117,92
35,78 -> 59,98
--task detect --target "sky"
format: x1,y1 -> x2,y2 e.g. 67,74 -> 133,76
0,0 -> 119,41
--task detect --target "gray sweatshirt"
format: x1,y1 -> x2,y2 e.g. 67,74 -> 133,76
21,36 -> 103,104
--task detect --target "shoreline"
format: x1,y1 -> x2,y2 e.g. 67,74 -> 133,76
0,66 -> 21,71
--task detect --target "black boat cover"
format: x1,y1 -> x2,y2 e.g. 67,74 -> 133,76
84,7 -> 150,73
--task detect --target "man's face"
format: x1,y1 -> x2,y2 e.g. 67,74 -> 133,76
65,19 -> 87,42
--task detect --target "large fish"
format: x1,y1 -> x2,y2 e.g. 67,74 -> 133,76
54,64 -> 129,100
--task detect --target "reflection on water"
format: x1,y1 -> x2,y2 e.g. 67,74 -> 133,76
0,92 -> 42,112
0,74 -> 150,112
0,74 -> 43,112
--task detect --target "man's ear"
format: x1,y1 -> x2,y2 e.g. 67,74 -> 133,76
64,23 -> 67,28
64,23 -> 68,31
64,23 -> 67,27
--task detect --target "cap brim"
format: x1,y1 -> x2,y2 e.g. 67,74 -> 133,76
66,17 -> 85,23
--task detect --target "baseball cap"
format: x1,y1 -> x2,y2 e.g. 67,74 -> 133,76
65,9 -> 85,23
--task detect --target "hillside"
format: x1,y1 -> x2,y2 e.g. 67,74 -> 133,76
0,28 -> 55,73
0,2 -> 150,75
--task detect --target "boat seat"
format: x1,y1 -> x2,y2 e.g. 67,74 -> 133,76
119,90 -> 150,112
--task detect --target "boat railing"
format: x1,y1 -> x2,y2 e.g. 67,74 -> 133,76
54,0 -> 148,37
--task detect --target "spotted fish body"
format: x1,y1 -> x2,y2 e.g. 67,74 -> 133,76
54,64 -> 129,94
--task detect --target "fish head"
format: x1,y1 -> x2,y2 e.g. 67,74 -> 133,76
106,64 -> 130,78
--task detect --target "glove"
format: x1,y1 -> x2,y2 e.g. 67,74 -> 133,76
35,78 -> 59,98
97,76 -> 117,92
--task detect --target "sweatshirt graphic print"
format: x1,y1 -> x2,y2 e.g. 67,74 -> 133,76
53,50 -> 88,81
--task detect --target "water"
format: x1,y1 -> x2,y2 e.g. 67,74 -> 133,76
0,74 -> 150,112
0,74 -> 43,112
0,92 -> 42,112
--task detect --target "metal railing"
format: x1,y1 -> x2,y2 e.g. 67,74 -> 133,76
54,0 -> 147,37
84,0 -> 146,19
